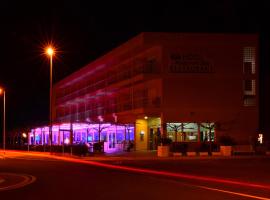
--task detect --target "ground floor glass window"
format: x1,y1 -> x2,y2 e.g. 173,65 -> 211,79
167,122 -> 215,142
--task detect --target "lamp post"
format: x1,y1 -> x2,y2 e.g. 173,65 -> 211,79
46,47 -> 54,152
0,88 -> 5,156
22,132 -> 27,146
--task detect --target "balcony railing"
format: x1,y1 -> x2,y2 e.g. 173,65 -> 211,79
55,62 -> 159,105
56,96 -> 161,122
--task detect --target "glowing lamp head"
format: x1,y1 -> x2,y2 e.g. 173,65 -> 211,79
46,47 -> 54,56
64,138 -> 70,144
0,88 -> 3,95
22,133 -> 27,138
144,116 -> 148,120
258,134 -> 263,144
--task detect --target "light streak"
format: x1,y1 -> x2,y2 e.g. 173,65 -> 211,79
197,185 -> 270,200
5,150 -> 270,190
0,173 -> 36,191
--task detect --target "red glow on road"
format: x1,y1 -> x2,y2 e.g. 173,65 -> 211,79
5,150 -> 270,190
61,157 -> 270,190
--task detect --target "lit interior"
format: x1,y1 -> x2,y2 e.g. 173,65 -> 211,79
29,123 -> 135,153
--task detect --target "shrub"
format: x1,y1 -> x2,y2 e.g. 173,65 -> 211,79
93,142 -> 104,152
126,141 -> 134,152
72,144 -> 89,156
199,142 -> 210,152
219,135 -> 235,146
159,137 -> 172,146
211,142 -> 219,152
172,142 -> 188,154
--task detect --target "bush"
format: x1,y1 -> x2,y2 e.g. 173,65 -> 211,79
199,142 -> 210,152
267,141 -> 270,151
126,141 -> 134,152
72,144 -> 89,156
211,142 -> 219,152
93,142 -> 104,152
51,145 -> 64,153
172,142 -> 188,154
219,135 -> 235,146
159,137 -> 172,146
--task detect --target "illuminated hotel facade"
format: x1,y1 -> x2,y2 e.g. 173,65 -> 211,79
29,33 -> 259,152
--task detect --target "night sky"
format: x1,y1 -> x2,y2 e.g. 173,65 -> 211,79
0,1 -> 269,136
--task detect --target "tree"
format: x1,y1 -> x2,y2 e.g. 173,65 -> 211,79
199,121 -> 215,142
88,123 -> 111,142
167,123 -> 181,142
166,123 -> 190,142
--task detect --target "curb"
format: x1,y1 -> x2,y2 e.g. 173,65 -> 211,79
3,150 -> 270,162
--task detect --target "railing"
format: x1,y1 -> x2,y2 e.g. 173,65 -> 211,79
56,96 -> 161,121
56,62 -> 159,105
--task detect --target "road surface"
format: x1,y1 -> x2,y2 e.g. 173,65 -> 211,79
0,152 -> 270,200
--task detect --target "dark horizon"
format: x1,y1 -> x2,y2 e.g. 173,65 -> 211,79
0,1 -> 269,136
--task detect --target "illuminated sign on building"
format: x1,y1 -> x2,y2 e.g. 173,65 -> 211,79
169,53 -> 213,73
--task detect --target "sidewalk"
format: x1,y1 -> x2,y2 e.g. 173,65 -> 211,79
2,149 -> 269,161
81,150 -> 270,161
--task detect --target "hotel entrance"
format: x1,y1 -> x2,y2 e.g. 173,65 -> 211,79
149,128 -> 160,150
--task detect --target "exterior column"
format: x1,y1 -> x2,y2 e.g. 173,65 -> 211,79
197,123 -> 201,143
86,128 -> 89,142
161,113 -> 167,138
124,125 -> 127,141
62,131 -> 64,154
133,122 -> 136,151
28,132 -> 31,145
43,128 -> 45,145
58,128 -> 61,145
45,128 -> 48,144
79,130 -> 82,141
27,132 -> 30,151
33,130 -> 36,145
115,124 -> 117,148
70,123 -> 73,145
51,128 -> 53,145
41,129 -> 43,145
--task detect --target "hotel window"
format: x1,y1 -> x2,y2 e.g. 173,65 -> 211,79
243,47 -> 255,74
243,47 -> 256,106
244,79 -> 255,95
166,123 -> 199,142
244,95 -> 256,106
243,62 -> 252,74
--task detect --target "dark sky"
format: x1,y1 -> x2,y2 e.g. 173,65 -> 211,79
0,0 -> 269,135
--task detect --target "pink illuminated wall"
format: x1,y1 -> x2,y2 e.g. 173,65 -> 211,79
30,122 -> 134,152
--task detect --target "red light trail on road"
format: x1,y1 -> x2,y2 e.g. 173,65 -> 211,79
5,151 -> 270,191
61,157 -> 270,190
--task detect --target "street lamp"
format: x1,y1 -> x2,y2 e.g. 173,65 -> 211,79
0,88 -> 5,156
22,132 -> 29,151
22,133 -> 27,138
46,46 -> 54,152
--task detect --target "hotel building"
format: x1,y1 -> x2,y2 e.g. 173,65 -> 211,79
29,32 -> 259,152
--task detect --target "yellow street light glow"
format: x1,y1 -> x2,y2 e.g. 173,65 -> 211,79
46,47 -> 54,56
22,133 -> 27,138
0,88 -> 3,95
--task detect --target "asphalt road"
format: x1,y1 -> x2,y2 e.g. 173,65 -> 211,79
1,155 -> 270,200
